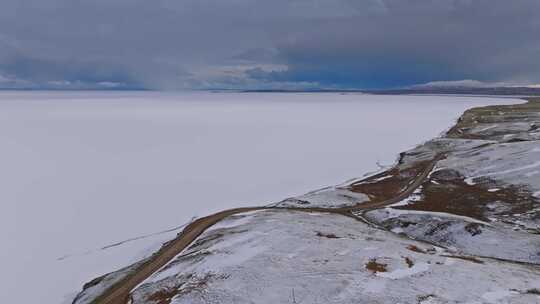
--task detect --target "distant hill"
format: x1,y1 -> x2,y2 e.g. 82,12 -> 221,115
364,86 -> 540,96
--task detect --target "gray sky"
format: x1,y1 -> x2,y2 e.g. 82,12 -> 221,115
1,0 -> 539,90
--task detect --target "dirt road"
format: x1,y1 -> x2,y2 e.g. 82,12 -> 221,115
89,155 -> 441,304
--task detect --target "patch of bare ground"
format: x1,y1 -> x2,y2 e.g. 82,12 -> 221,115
349,160 -> 434,203
417,294 -> 436,303
146,287 -> 177,304
312,258 -> 330,264
315,231 -> 340,239
394,169 -> 536,221
406,245 -> 436,255
507,288 -> 540,296
464,223 -> 483,236
407,245 -> 426,254
144,273 -> 229,304
403,256 -> 414,268
365,259 -> 388,273
525,288 -> 540,295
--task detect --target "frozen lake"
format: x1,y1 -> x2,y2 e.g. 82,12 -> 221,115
0,91 -> 520,303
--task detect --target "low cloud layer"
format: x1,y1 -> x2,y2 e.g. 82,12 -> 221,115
1,0 -> 539,90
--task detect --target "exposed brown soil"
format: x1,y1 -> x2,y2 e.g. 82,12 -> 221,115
407,245 -> 426,254
144,273 -> 227,304
394,169 -> 537,221
348,159 -> 435,204
365,259 -> 388,273
406,244 -> 436,255
146,287 -> 177,304
347,155 -> 444,212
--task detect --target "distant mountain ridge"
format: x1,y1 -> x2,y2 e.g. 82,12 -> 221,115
364,86 -> 540,96
242,86 -> 540,96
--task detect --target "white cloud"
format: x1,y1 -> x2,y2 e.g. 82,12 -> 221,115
1,1 -> 540,89
0,73 -> 33,87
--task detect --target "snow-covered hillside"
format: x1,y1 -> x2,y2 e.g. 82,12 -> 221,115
129,210 -> 539,304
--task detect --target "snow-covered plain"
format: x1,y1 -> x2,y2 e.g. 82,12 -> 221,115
0,91 -> 520,303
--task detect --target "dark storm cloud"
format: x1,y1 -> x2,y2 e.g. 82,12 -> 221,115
1,0 -> 539,89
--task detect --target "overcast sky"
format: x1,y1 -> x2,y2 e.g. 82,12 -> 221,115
1,0 -> 539,90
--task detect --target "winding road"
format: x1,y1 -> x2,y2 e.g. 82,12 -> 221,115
89,155 -> 442,304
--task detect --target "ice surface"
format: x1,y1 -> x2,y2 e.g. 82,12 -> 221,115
0,91 -> 520,303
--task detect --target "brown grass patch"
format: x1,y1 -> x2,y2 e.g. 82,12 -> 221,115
147,287 -> 178,304
145,273 -> 229,303
365,259 -> 387,273
349,160 -> 433,203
